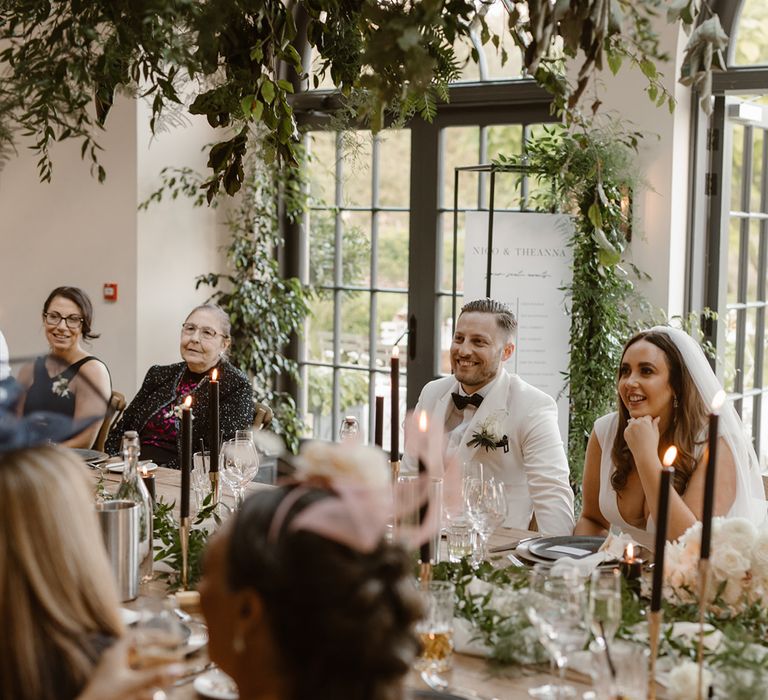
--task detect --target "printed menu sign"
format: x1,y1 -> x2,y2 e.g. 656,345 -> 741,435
464,211 -> 573,439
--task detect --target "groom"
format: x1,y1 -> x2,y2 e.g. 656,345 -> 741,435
403,298 -> 574,535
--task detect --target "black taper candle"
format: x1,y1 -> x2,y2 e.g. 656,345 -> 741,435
417,411 -> 430,563
209,369 -> 220,473
390,346 -> 400,461
651,465 -> 674,612
701,397 -> 723,560
180,396 -> 192,518
374,395 -> 384,447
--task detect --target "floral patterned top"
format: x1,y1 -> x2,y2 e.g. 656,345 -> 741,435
140,371 -> 205,453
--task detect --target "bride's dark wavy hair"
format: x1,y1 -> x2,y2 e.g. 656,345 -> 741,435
226,485 -> 422,700
611,330 -> 709,495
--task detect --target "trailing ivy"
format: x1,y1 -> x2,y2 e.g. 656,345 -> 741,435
141,135 -> 311,452
496,123 -> 651,489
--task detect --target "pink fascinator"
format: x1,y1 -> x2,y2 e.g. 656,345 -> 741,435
268,441 -> 392,553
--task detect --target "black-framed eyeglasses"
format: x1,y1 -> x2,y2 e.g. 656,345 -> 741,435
181,323 -> 227,341
43,312 -> 84,329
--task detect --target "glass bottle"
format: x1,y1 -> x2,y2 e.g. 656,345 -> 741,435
116,431 -> 153,583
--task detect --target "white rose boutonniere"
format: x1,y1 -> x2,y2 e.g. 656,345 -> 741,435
467,410 -> 509,453
51,376 -> 71,398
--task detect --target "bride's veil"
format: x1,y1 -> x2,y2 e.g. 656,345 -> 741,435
650,326 -> 766,525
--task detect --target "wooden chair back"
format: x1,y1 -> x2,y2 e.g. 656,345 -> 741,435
253,401 -> 273,430
92,390 -> 126,452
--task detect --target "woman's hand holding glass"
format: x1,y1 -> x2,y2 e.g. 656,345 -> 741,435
463,476 -> 506,562
219,437 -> 259,509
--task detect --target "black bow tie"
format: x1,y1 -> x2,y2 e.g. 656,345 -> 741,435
452,392 -> 483,410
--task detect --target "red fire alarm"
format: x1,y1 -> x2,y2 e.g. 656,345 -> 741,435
103,283 -> 118,302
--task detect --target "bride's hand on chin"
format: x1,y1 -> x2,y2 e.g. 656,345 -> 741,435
624,415 -> 660,461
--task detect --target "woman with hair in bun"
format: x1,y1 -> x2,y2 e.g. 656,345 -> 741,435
198,443 -> 423,700
17,286 -> 111,449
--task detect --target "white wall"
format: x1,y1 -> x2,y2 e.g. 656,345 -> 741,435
0,96 -> 139,394
0,96 -> 226,401
135,100 -> 226,386
583,20 -> 693,318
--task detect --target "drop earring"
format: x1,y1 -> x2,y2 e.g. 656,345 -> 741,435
232,631 -> 245,654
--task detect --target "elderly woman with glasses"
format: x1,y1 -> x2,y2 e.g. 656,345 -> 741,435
17,286 -> 112,449
105,304 -> 254,467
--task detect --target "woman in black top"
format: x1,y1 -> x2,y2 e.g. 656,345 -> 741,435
17,287 -> 111,449
106,304 -> 254,467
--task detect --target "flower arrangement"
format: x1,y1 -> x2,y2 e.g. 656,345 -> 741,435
466,411 -> 509,453
664,517 -> 768,611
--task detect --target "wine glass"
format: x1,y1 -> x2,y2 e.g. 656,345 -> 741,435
128,599 -> 187,698
525,565 -> 589,699
589,567 -> 622,645
219,438 -> 259,509
464,476 -> 507,562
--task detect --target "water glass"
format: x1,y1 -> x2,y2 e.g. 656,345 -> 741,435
589,567 -> 622,644
393,475 -> 443,563
446,522 -> 474,563
415,581 -> 456,673
129,599 -> 187,671
191,451 -> 211,515
525,565 -> 589,699
590,639 -> 648,700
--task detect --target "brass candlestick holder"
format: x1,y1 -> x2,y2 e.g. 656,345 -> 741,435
648,609 -> 662,700
419,561 -> 433,589
390,459 -> 400,483
696,558 -> 711,700
180,516 -> 191,590
210,471 -> 221,508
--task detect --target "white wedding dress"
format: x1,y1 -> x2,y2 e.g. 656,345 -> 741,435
592,326 -> 767,547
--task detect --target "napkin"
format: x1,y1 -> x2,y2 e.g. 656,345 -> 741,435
550,532 -> 637,577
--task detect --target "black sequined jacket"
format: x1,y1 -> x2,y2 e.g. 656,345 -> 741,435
105,360 -> 254,467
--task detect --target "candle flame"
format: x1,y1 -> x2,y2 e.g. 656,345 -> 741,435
711,389 -> 726,412
392,345 -> 399,359
211,368 -> 218,381
625,543 -> 634,561
184,395 -> 192,408
140,464 -> 148,477
418,410 -> 428,433
662,445 -> 678,467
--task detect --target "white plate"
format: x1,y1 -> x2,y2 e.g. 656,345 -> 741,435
194,669 -> 238,699
107,461 -> 158,473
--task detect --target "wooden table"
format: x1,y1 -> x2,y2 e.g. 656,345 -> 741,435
89,467 -> 594,699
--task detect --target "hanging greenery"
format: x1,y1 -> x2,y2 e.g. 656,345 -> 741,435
0,0 -> 728,194
140,136 -> 311,452
496,122 -> 652,487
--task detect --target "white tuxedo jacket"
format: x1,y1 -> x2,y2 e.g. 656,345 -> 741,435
403,370 -> 575,536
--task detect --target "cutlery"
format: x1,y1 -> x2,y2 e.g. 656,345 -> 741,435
489,536 -> 536,553
420,670 -> 501,700
172,661 -> 216,687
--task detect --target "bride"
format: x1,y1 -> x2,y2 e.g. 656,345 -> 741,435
575,326 -> 766,547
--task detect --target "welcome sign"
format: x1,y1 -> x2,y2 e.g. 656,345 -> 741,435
463,211 -> 574,440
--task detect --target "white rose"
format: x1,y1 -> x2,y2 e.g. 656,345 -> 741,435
751,530 -> 768,576
715,517 -> 757,555
709,544 -> 750,583
668,660 -> 713,700
297,441 -> 390,491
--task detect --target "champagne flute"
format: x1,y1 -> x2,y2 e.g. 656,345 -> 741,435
525,565 -> 589,699
589,567 -> 622,644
